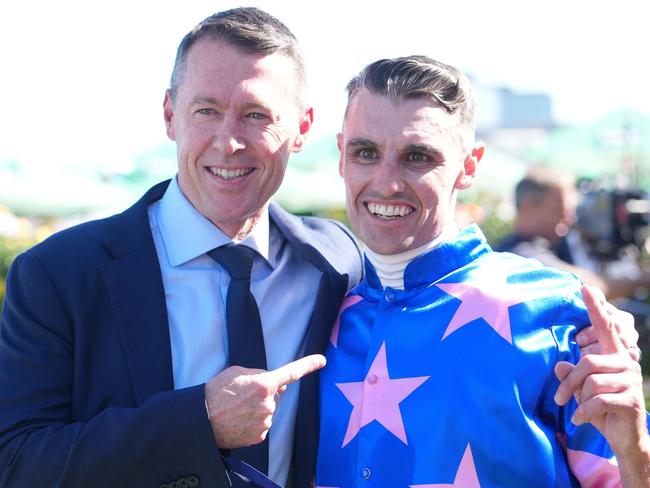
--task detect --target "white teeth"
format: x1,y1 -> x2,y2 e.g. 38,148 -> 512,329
367,202 -> 413,217
209,167 -> 253,180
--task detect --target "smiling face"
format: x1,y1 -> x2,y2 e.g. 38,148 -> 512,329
339,89 -> 483,255
163,38 -> 312,238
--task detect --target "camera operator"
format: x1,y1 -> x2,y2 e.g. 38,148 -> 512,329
497,165 -> 650,300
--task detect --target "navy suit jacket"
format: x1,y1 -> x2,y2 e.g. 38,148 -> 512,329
0,180 -> 363,488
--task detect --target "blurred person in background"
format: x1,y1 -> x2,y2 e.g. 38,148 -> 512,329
497,165 -> 650,301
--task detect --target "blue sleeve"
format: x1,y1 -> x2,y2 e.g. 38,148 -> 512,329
543,286 -> 623,487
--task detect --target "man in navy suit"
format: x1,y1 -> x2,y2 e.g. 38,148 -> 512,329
0,8 -> 362,488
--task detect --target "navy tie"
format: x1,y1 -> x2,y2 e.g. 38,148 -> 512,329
208,245 -> 269,482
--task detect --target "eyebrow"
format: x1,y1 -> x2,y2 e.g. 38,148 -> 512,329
346,138 -> 378,149
242,102 -> 276,115
405,143 -> 442,155
190,96 -> 221,106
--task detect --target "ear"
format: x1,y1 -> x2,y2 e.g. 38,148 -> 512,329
163,90 -> 176,141
292,106 -> 314,153
456,142 -> 485,190
337,132 -> 344,177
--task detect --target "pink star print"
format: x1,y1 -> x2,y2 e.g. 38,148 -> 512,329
330,295 -> 363,347
410,444 -> 481,487
336,342 -> 429,447
436,272 -> 540,344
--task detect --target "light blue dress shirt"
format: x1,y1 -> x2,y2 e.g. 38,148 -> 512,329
148,176 -> 321,486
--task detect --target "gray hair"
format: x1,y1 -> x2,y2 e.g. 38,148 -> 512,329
169,7 -> 306,104
345,55 -> 476,129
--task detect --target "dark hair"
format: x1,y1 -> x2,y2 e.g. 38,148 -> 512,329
345,55 -> 475,128
169,7 -> 305,103
515,166 -> 575,210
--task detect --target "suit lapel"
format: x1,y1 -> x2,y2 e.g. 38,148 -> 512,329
99,194 -> 354,477
293,272 -> 347,487
102,181 -> 174,404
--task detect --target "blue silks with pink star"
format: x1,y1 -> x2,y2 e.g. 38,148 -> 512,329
316,225 -> 629,487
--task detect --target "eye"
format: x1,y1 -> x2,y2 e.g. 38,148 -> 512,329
358,148 -> 378,159
247,112 -> 268,120
195,108 -> 217,116
406,152 -> 430,162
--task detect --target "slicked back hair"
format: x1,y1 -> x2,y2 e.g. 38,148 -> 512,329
169,7 -> 305,104
345,55 -> 476,130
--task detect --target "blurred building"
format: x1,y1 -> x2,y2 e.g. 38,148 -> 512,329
473,80 -> 555,159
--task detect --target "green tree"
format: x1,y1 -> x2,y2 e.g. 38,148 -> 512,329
0,235 -> 35,314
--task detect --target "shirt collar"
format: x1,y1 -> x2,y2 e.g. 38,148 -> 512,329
364,225 -> 459,290
364,224 -> 491,290
157,176 -> 271,267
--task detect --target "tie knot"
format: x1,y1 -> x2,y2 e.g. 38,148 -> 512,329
208,245 -> 257,281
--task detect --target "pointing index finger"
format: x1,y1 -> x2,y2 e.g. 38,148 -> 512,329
265,354 -> 326,389
581,284 -> 625,354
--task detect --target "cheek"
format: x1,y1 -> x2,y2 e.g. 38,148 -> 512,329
342,178 -> 363,221
343,172 -> 364,206
415,177 -> 444,205
344,162 -> 371,189
259,123 -> 295,152
178,125 -> 212,156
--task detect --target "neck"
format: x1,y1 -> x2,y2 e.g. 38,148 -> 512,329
514,220 -> 555,243
176,173 -> 266,241
365,225 -> 459,289
221,218 -> 258,242
217,209 -> 266,242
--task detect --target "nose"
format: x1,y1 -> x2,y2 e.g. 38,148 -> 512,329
372,158 -> 404,196
212,115 -> 246,155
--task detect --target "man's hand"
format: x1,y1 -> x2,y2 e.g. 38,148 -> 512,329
554,285 -> 648,457
575,285 -> 640,361
204,354 -> 326,449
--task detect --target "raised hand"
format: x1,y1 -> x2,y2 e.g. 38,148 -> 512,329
574,287 -> 640,361
554,285 -> 648,458
205,355 -> 326,449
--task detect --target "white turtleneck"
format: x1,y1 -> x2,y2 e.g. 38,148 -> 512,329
365,226 -> 459,290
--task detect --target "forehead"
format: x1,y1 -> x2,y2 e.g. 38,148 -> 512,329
343,89 -> 463,144
545,184 -> 574,204
179,38 -> 301,102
